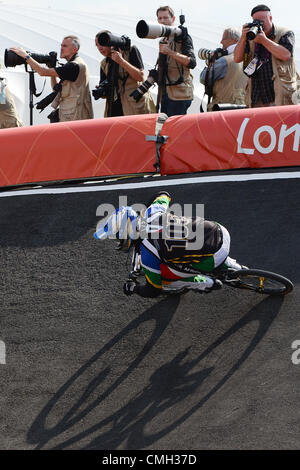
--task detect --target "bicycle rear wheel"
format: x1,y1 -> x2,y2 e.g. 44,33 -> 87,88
229,269 -> 294,296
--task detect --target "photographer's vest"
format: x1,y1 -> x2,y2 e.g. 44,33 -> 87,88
101,53 -> 156,117
164,38 -> 194,101
0,82 -> 23,129
54,56 -> 93,122
245,25 -> 298,106
208,54 -> 247,111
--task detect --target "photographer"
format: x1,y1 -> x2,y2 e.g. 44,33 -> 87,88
234,4 -> 298,107
94,31 -> 155,117
10,35 -> 93,122
200,28 -> 247,111
156,5 -> 196,116
0,77 -> 23,128
156,6 -> 196,117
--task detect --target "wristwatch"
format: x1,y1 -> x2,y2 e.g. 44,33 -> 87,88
25,54 -> 31,61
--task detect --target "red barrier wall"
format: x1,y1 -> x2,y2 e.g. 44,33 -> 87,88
160,105 -> 300,174
0,114 -> 159,187
0,106 -> 299,188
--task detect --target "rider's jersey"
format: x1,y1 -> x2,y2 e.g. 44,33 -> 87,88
137,194 -> 223,294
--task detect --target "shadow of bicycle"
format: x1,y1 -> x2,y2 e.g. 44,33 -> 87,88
27,294 -> 283,449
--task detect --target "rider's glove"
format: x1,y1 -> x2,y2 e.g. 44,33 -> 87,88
123,279 -> 137,296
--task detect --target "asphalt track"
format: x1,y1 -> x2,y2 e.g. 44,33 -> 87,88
1,170 -> 300,450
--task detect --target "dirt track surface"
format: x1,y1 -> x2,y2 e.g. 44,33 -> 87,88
0,173 -> 300,450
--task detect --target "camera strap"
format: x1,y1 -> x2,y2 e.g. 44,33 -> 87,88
165,49 -> 185,87
108,58 -> 120,98
204,60 -> 215,104
200,55 -> 219,112
165,73 -> 184,87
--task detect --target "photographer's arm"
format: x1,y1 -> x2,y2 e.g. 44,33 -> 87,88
9,47 -> 59,78
51,76 -> 59,90
200,58 -> 227,85
159,41 -> 192,67
234,25 -> 249,63
159,32 -> 196,69
111,49 -> 144,82
254,32 -> 291,61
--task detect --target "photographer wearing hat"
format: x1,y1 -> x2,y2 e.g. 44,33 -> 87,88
95,31 -> 156,117
0,77 -> 23,128
10,35 -> 94,122
234,4 -> 298,107
156,5 -> 196,116
199,27 -> 247,111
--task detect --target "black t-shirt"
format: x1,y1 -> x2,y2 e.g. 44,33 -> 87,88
55,61 -> 80,81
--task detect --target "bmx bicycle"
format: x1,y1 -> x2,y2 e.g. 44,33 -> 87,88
207,268 -> 293,296
129,261 -> 294,297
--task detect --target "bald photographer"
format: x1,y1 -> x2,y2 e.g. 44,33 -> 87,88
234,4 -> 298,107
199,27 -> 247,111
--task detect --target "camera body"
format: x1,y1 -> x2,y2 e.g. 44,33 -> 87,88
130,69 -> 158,102
97,32 -> 131,51
198,47 -> 228,64
246,19 -> 264,40
36,81 -> 63,111
92,79 -> 110,100
4,49 -> 57,68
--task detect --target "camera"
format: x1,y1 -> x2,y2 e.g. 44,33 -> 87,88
136,20 -> 183,40
4,49 -> 57,68
130,69 -> 159,102
246,19 -> 264,40
36,81 -> 63,111
92,79 -> 110,100
198,47 -> 228,63
97,32 -> 131,51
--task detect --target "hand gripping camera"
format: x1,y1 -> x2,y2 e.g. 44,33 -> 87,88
246,19 -> 264,40
92,80 -> 110,101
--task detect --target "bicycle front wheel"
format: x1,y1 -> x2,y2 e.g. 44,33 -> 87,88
230,269 -> 294,296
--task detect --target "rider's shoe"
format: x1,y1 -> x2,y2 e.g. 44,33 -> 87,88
129,268 -> 144,280
204,279 -> 223,293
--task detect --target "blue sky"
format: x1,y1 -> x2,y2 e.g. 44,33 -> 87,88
2,0 -> 300,30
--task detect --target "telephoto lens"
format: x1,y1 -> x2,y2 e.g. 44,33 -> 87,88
212,103 -> 247,111
97,32 -> 131,50
198,48 -> 214,61
4,49 -> 57,68
136,20 -> 182,39
130,69 -> 158,102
